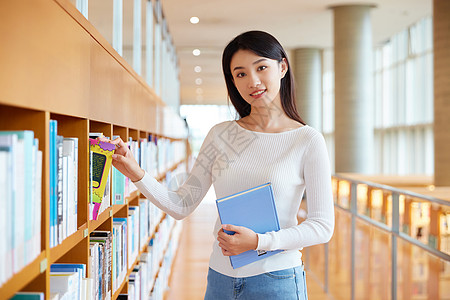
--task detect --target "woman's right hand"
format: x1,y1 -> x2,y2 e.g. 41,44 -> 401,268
99,137 -> 145,182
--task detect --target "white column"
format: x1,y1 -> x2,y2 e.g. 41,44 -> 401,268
331,4 -> 375,174
292,48 -> 323,131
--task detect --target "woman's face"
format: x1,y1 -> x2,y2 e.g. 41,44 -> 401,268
230,49 -> 287,108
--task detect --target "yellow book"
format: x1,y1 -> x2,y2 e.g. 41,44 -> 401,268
89,138 -> 115,220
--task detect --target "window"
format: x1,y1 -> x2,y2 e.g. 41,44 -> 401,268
374,17 -> 433,175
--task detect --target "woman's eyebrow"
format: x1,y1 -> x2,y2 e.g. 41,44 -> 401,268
232,58 -> 268,72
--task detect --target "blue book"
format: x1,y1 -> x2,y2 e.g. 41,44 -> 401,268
215,182 -> 283,269
50,263 -> 86,278
10,292 -> 44,299
49,120 -> 57,247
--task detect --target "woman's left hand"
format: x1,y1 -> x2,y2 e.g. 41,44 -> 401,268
217,224 -> 258,256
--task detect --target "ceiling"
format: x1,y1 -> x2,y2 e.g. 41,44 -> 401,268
160,0 -> 431,106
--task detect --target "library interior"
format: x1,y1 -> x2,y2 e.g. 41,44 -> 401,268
0,0 -> 449,299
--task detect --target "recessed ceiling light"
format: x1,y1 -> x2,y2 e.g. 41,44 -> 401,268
195,78 -> 202,85
194,66 -> 202,73
190,17 -> 200,24
193,49 -> 201,56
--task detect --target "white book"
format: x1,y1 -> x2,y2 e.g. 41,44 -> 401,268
0,135 -> 16,284
15,134 -> 25,272
62,156 -> 68,240
49,293 -> 60,300
128,283 -> 135,300
81,277 -> 94,300
80,277 -> 86,300
33,150 -> 43,260
89,243 -> 100,300
50,272 -> 79,300
25,139 -> 37,266
0,151 -> 8,285
6,133 -> 25,273
63,138 -> 78,235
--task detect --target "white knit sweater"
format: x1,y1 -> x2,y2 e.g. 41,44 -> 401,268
134,121 -> 334,277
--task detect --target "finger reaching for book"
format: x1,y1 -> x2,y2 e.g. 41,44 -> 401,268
98,136 -> 145,182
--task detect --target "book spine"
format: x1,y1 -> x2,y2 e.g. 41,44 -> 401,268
24,133 -> 36,265
34,145 -> 42,261
72,138 -> 78,233
56,135 -> 63,245
14,134 -> 25,272
49,120 -> 57,248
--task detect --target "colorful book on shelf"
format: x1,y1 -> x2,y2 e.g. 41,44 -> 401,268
89,138 -> 115,220
215,182 -> 283,269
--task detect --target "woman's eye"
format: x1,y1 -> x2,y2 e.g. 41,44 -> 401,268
236,72 -> 245,78
257,66 -> 267,71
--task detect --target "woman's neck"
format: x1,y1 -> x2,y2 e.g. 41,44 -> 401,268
238,105 -> 303,133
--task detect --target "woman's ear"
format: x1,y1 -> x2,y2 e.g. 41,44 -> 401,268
280,58 -> 288,78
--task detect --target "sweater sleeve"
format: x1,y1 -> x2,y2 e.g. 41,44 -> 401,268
256,133 -> 335,251
133,126 -> 217,220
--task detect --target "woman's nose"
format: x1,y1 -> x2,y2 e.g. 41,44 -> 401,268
248,73 -> 261,88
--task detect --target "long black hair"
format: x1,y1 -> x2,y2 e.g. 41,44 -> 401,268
222,30 -> 305,125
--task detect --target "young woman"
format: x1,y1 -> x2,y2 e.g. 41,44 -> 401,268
106,30 -> 334,300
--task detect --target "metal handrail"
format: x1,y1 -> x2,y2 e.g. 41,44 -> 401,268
335,173 -> 450,206
310,174 -> 450,300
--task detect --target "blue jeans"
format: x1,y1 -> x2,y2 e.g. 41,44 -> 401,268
204,266 -> 308,300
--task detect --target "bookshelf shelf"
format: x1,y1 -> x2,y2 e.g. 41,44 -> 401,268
0,251 -> 47,300
113,276 -> 129,299
112,203 -> 128,215
88,207 -> 114,234
49,223 -> 88,264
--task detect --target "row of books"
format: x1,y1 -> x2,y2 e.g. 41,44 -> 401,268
130,135 -> 186,179
11,263 -> 91,300
0,130 -> 42,286
89,134 -> 184,221
21,205 -> 178,300
2,126 -> 185,294
154,137 -> 186,176
90,231 -> 113,300
150,222 -> 182,300
112,199 -> 164,294
49,120 -> 79,248
118,218 -> 182,300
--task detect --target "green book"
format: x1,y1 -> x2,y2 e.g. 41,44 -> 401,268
10,292 -> 44,300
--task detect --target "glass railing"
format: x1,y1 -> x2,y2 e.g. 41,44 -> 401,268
303,174 -> 450,300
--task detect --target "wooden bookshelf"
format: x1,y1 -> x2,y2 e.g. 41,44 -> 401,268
0,0 -> 189,299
